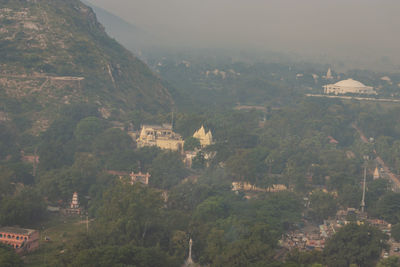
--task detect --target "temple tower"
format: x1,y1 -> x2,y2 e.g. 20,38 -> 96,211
70,192 -> 79,209
373,167 -> 380,180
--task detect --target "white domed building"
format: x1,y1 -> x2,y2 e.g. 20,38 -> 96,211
323,79 -> 376,95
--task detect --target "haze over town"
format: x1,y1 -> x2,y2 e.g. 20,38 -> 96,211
87,0 -> 400,71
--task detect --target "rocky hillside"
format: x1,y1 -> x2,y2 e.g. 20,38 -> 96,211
0,0 -> 173,134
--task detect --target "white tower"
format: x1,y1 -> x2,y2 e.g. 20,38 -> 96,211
360,156 -> 368,213
187,238 -> 193,264
70,192 -> 79,209
326,68 -> 333,80
184,238 -> 195,266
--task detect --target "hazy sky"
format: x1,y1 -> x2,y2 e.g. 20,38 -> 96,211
87,0 -> 400,68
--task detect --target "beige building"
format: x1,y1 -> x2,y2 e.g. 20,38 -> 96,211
323,79 -> 376,95
136,124 -> 184,152
193,125 -> 213,147
129,171 -> 150,185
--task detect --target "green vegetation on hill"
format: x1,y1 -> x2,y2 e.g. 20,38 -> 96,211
0,0 -> 172,136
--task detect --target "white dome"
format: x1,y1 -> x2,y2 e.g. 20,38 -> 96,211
334,79 -> 366,88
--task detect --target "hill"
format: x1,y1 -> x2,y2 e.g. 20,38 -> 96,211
0,0 -> 173,134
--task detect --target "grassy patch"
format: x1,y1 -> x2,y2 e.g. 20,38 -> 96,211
24,214 -> 88,267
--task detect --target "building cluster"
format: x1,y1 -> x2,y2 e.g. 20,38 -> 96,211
280,221 -> 326,252
135,124 -> 214,152
281,208 -> 392,253
136,124 -> 184,152
128,171 -> 150,185
231,182 -> 287,193
134,124 -> 214,168
0,227 -> 39,254
107,170 -> 151,185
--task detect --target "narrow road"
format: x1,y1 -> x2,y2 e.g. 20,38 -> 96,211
376,156 -> 400,188
352,123 -> 400,189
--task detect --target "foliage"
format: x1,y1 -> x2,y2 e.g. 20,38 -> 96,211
0,123 -> 18,161
0,244 -> 23,267
192,151 -> 206,170
371,192 -> 400,224
0,189 -> 46,227
70,245 -> 179,267
93,128 -> 133,155
184,137 -> 201,151
286,249 -> 324,266
149,151 -> 187,189
74,116 -> 106,151
93,182 -> 166,246
391,223 -> 400,242
323,223 -> 388,267
308,191 -> 338,223
376,256 -> 400,267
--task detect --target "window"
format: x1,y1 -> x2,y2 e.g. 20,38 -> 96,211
16,236 -> 19,240
0,234 -> 2,238
7,235 -> 11,239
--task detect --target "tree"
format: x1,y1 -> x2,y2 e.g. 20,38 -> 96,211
255,192 -> 303,232
93,128 -> 133,155
309,190 -> 337,223
149,151 -> 186,189
0,167 -> 16,198
0,124 -> 18,161
377,256 -> 400,267
192,151 -> 206,169
194,196 -> 228,223
367,179 -> 390,208
184,137 -> 201,151
323,223 -> 388,267
225,149 -> 257,182
94,183 -> 165,246
286,249 -> 324,266
391,223 -> 400,242
74,116 -> 106,150
0,244 -> 23,267
0,189 -> 46,227
338,184 -> 362,208
69,245 -> 179,267
372,192 -> 400,224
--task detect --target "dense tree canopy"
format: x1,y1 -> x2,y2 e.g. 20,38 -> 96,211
323,224 -> 388,267
0,244 -> 23,267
